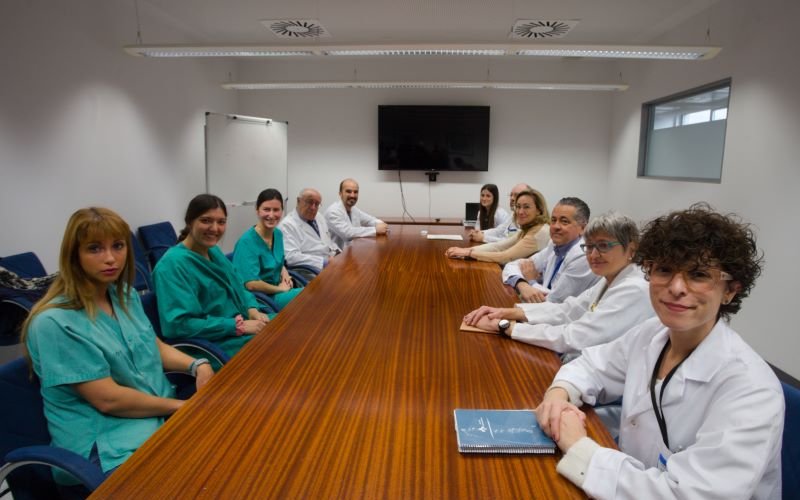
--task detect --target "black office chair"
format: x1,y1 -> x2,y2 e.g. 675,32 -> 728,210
286,264 -> 321,284
0,358 -> 106,499
0,252 -> 49,346
137,221 -> 178,268
223,252 -> 280,313
140,292 -> 231,367
130,232 -> 153,293
782,381 -> 800,500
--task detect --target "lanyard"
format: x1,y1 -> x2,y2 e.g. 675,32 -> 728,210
547,254 -> 565,289
649,339 -> 691,449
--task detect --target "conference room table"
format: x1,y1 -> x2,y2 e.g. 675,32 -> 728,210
92,224 -> 615,499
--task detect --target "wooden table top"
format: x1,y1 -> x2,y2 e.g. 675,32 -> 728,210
91,224 -> 614,499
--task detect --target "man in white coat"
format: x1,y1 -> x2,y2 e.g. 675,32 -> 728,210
502,197 -> 600,303
279,188 -> 340,278
325,178 -> 387,249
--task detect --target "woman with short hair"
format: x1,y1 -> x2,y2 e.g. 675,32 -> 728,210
464,211 -> 654,356
536,204 -> 782,499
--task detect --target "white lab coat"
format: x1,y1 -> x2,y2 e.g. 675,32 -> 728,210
511,264 -> 654,353
324,200 -> 383,249
502,238 -> 600,303
278,210 -> 340,271
478,206 -> 511,231
553,317 -> 783,500
482,218 -> 519,243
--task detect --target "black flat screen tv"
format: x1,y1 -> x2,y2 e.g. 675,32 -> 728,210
378,105 -> 490,171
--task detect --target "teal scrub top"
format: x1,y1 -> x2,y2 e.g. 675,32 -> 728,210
233,226 -> 285,286
152,243 -> 262,357
233,227 -> 302,312
26,285 -> 174,484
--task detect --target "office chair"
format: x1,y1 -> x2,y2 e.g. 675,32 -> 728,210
130,232 -> 153,292
286,264 -> 321,284
223,252 -> 282,314
0,358 -> 106,499
0,252 -> 49,346
783,381 -> 800,500
137,221 -> 178,268
140,292 -> 231,366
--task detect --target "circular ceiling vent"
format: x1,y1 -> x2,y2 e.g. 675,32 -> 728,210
261,19 -> 331,38
509,20 -> 579,39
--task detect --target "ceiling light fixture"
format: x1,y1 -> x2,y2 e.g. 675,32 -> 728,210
323,48 -> 507,56
516,45 -> 720,60
124,43 -> 720,61
221,81 -> 629,91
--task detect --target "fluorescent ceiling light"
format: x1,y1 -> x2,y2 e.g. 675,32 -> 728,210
516,45 -> 720,60
124,43 -> 720,61
222,81 -> 629,91
323,49 -> 506,56
124,46 -> 316,57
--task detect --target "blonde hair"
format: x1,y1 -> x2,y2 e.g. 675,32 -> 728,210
515,189 -> 550,236
21,207 -> 136,347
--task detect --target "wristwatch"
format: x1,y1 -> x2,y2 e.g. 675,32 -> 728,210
497,319 -> 510,337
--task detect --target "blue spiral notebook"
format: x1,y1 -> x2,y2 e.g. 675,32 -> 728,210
453,409 -> 556,454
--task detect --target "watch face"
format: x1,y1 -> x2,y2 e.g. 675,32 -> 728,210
498,319 -> 510,330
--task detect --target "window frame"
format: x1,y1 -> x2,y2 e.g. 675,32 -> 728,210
637,78 -> 732,183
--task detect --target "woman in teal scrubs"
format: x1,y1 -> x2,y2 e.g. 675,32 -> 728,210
153,194 -> 271,357
233,188 -> 303,311
23,207 -> 214,493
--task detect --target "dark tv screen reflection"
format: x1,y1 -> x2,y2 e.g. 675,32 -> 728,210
378,105 -> 490,171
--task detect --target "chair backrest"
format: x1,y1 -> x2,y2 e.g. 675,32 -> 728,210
1,252 -> 47,346
783,381 -> 800,500
137,222 -> 178,268
0,252 -> 47,279
0,358 -> 60,498
140,291 -> 162,337
130,232 -> 153,292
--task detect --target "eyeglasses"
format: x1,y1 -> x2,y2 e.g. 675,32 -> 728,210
643,261 -> 733,291
580,241 -> 622,254
301,199 -> 322,207
514,204 -> 536,211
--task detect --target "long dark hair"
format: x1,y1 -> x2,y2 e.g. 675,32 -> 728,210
178,194 -> 227,242
478,184 -> 500,230
256,188 -> 284,209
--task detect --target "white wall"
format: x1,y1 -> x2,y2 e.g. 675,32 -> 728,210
235,58 -> 617,219
607,0 -> 800,377
0,0 -> 237,269
2,0 -> 796,377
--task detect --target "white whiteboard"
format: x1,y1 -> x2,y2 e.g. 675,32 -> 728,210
205,112 -> 288,253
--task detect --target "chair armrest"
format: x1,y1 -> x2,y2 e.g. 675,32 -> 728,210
287,270 -> 308,287
1,445 -> 106,491
162,338 -> 231,365
250,292 -> 279,314
1,296 -> 35,311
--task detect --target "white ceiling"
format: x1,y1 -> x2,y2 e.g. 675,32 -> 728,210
137,0 -> 720,46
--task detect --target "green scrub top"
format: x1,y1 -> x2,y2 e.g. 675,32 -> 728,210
153,243 -> 263,357
233,226 -> 302,311
26,285 -> 174,484
233,226 -> 285,286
